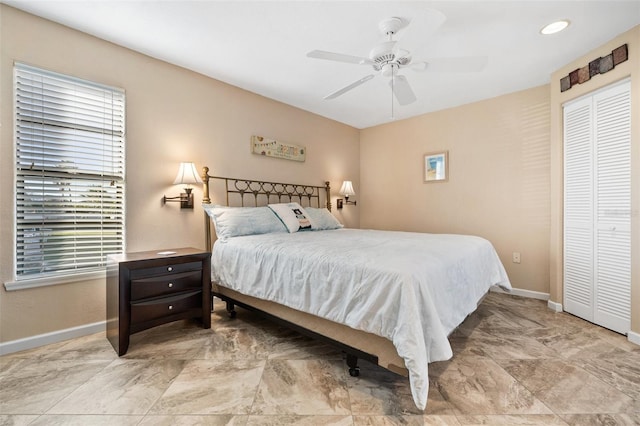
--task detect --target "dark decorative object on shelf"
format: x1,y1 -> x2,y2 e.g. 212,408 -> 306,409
612,44 -> 628,66
589,58 -> 601,77
560,44 -> 628,92
599,54 -> 614,73
577,66 -> 590,84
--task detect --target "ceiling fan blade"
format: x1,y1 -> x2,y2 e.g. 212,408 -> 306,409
412,56 -> 488,73
390,75 -> 417,106
324,75 -> 375,100
307,50 -> 372,65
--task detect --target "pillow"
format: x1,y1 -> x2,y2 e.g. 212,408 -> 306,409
203,205 -> 286,240
268,202 -> 314,233
305,207 -> 343,230
202,203 -> 219,219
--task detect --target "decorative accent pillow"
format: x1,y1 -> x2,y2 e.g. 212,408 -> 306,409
268,202 -> 314,233
305,207 -> 344,230
203,205 -> 286,240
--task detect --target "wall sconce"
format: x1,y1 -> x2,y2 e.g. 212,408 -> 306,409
162,162 -> 203,209
337,180 -> 357,209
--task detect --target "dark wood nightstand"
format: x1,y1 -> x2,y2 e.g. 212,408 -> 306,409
106,247 -> 211,356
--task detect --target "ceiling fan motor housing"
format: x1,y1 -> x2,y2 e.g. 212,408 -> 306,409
370,17 -> 411,72
370,41 -> 397,66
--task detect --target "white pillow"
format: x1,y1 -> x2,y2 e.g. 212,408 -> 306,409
268,202 -> 314,233
305,207 -> 343,230
203,205 -> 286,240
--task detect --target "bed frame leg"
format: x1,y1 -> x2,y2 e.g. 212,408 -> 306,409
225,301 -> 237,319
346,354 -> 360,377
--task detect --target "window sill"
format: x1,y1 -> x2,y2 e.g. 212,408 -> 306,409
4,270 -> 106,291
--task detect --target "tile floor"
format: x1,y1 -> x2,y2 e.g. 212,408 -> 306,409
1,293 -> 639,425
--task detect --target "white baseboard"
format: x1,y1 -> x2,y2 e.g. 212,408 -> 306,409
490,286 -> 550,301
490,286 -> 564,312
547,300 -> 563,312
0,321 -> 106,356
628,330 -> 640,346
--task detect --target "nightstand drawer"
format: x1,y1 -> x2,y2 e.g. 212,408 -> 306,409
131,270 -> 202,300
130,261 -> 202,279
130,290 -> 202,324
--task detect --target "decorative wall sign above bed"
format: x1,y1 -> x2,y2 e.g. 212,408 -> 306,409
560,44 -> 628,92
251,135 -> 306,162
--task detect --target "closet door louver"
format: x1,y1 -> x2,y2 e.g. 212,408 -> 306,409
563,97 -> 594,321
593,84 -> 631,333
563,80 -> 630,335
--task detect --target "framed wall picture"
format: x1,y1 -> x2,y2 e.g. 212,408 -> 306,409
424,151 -> 448,183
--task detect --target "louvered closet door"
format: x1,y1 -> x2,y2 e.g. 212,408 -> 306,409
593,82 -> 631,333
563,80 -> 631,335
564,97 -> 594,321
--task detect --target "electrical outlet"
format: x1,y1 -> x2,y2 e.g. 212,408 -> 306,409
512,252 -> 521,264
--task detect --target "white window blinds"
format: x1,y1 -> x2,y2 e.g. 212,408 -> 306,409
15,63 -> 125,279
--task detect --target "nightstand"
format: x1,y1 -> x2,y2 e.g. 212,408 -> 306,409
106,247 -> 211,356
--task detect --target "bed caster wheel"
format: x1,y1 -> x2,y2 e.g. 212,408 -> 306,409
346,354 -> 360,377
225,301 -> 237,319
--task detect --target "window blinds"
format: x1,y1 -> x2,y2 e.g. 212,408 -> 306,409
15,63 -> 125,278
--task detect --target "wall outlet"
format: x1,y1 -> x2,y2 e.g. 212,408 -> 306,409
512,252 -> 521,264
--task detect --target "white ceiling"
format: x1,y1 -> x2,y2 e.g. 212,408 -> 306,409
5,1 -> 640,129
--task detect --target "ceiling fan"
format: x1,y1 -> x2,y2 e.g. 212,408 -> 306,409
307,16 -> 487,112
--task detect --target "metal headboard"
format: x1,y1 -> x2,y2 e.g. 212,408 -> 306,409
201,166 -> 331,249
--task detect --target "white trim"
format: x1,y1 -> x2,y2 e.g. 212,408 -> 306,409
490,286 -> 549,301
4,269 -> 106,291
628,330 -> 640,346
490,287 -> 565,313
0,321 -> 106,355
547,300 -> 563,312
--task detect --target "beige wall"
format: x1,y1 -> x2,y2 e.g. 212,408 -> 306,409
360,85 -> 551,294
549,25 -> 639,334
0,6 -> 360,343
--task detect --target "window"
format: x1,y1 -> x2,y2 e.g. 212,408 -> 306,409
14,63 -> 125,280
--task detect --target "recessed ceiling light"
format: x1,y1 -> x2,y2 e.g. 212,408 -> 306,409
540,20 -> 570,35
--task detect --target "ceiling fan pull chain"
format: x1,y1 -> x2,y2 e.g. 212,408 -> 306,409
391,67 -> 395,119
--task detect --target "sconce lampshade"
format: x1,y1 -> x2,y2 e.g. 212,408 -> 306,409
339,180 -> 356,197
163,162 -> 202,209
173,162 -> 203,185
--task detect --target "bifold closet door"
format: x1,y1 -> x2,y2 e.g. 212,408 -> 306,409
564,80 -> 631,335
564,96 -> 594,323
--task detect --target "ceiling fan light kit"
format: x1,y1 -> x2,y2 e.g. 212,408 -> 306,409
307,12 -> 487,119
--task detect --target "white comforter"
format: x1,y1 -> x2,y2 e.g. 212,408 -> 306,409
211,228 -> 511,410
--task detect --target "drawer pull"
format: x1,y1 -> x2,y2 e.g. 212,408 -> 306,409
168,305 -> 173,310
167,267 -> 173,272
168,283 -> 173,288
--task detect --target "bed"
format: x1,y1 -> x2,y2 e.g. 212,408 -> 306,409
201,167 -> 511,410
